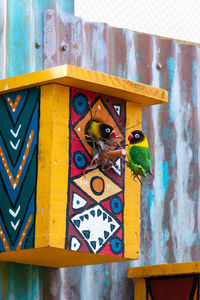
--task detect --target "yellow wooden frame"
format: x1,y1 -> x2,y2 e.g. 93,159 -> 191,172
35,84 -> 70,249
0,65 -> 168,267
0,64 -> 168,106
128,262 -> 200,278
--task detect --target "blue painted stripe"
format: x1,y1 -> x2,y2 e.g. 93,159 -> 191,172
161,161 -> 169,197
7,0 -> 31,77
192,60 -> 197,106
166,56 -> 175,123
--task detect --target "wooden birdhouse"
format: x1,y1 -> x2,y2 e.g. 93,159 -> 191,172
0,65 -> 168,267
127,262 -> 200,299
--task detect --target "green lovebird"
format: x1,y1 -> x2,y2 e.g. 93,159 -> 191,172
127,130 -> 152,178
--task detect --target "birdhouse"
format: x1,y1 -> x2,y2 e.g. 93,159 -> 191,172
127,262 -> 200,299
0,65 -> 168,267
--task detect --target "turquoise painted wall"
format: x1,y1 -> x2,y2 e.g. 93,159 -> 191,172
0,1 -> 73,299
0,0 -> 74,78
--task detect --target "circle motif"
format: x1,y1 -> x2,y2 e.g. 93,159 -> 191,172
110,197 -> 122,214
110,237 -> 122,254
90,176 -> 105,196
73,93 -> 88,115
73,150 -> 88,170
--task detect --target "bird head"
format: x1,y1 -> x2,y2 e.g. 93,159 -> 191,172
100,123 -> 116,140
128,130 -> 145,144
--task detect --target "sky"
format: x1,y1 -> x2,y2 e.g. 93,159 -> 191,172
75,0 -> 200,44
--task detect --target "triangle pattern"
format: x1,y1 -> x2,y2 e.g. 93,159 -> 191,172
70,236 -> 81,251
111,158 -> 121,176
113,104 -> 121,117
3,90 -> 28,125
72,193 -> 87,210
71,204 -> 120,253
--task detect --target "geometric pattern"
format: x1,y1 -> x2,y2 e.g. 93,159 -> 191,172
73,169 -> 122,203
66,87 -> 126,256
71,204 -> 120,253
74,97 -> 122,156
113,104 -> 121,117
0,88 -> 39,251
72,193 -> 87,210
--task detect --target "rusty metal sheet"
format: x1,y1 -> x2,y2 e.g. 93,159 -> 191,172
1,6 -> 200,299
42,12 -> 200,299
0,1 -> 74,79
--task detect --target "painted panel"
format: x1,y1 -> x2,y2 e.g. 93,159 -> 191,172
66,88 -> 126,257
0,88 -> 39,252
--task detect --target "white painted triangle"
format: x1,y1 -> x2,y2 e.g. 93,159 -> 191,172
113,105 -> 121,117
111,158 -> 121,176
72,193 -> 87,209
70,237 -> 81,251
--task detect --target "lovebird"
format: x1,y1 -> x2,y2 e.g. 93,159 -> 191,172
85,120 -> 116,140
127,130 -> 152,178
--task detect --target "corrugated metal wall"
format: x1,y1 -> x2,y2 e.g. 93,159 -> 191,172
1,5 -> 200,299
0,0 -> 74,78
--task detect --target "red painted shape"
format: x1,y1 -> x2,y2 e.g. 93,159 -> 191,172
147,276 -> 196,300
101,194 -> 123,223
67,88 -> 125,256
100,228 -> 123,257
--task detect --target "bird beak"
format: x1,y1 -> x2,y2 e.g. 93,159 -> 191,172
128,133 -> 133,141
110,131 -> 116,139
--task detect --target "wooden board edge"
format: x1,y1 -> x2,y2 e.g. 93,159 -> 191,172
48,84 -> 70,249
127,262 -> 200,279
0,64 -> 168,106
35,84 -> 69,249
124,102 -> 141,259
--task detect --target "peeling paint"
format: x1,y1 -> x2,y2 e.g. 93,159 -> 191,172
1,8 -> 200,299
166,56 -> 175,123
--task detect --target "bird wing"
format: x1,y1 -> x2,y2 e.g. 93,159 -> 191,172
129,145 -> 152,172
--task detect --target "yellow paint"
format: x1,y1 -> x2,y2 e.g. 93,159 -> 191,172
0,247 -> 130,268
127,262 -> 200,278
35,84 -> 69,248
0,64 -> 168,106
73,169 -> 122,203
0,65 -> 168,267
134,279 -> 146,300
124,102 -> 141,258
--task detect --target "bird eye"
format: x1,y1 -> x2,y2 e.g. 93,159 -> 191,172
105,128 -> 111,133
135,133 -> 140,138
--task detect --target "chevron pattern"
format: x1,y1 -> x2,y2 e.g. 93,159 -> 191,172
0,87 -> 39,251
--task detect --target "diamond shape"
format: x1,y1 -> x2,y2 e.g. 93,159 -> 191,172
74,98 -> 122,155
73,169 -> 121,202
71,204 -> 120,253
